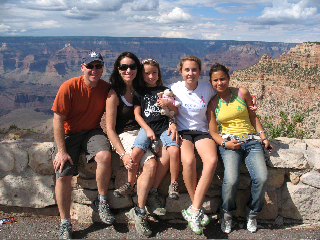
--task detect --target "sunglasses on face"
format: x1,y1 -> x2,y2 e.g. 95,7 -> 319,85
118,63 -> 137,71
85,63 -> 103,69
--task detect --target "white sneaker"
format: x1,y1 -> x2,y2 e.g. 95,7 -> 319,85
181,209 -> 202,235
247,218 -> 257,233
221,218 -> 232,234
200,208 -> 210,227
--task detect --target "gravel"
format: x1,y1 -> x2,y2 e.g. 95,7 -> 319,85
1,216 -> 320,239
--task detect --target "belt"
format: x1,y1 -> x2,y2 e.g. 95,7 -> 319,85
222,134 -> 261,142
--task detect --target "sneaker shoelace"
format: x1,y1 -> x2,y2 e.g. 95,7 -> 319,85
172,182 -> 179,192
118,183 -> 131,192
100,201 -> 112,215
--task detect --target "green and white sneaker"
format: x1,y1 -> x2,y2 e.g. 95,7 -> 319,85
200,208 -> 210,227
181,208 -> 202,235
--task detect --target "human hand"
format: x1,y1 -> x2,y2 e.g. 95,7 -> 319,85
157,98 -> 170,108
262,139 -> 273,152
53,150 -> 73,173
147,129 -> 156,141
225,140 -> 243,150
167,123 -> 180,144
249,96 -> 258,112
122,154 -> 138,170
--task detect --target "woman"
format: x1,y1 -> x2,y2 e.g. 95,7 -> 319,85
168,55 -> 218,235
207,62 -> 272,234
105,52 -> 177,237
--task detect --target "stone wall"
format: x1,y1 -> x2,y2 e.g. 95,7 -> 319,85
0,134 -> 320,224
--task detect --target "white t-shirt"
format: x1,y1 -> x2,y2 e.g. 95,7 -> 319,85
168,81 -> 216,133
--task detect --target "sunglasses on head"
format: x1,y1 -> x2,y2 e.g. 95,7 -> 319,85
85,63 -> 103,69
141,58 -> 158,64
118,63 -> 137,71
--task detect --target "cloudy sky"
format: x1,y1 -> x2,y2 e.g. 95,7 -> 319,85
0,0 -> 319,43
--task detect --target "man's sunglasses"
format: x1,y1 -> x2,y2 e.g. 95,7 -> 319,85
85,63 -> 103,69
118,63 -> 137,71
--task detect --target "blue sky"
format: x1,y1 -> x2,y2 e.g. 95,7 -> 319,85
0,0 -> 319,43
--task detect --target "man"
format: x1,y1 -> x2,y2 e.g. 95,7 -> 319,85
52,51 -> 114,239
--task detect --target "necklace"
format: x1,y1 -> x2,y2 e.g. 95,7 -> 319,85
221,92 -> 233,106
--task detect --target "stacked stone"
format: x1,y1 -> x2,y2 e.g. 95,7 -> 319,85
0,132 -> 320,224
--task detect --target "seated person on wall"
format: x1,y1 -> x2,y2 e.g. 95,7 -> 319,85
207,62 -> 272,234
51,51 -> 114,239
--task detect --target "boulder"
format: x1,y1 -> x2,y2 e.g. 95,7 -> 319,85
28,142 -> 55,175
259,188 -> 278,220
300,170 -> 320,189
0,143 -> 28,173
0,170 -> 55,208
268,168 -> 286,188
268,148 -> 309,169
279,182 -> 320,220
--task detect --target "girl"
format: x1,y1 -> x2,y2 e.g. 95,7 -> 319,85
114,58 -> 181,200
207,62 -> 272,234
169,55 -> 218,235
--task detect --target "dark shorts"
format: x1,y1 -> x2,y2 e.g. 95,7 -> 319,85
179,130 -> 213,144
52,128 -> 111,178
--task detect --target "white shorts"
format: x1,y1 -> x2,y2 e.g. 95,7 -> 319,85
113,129 -> 155,168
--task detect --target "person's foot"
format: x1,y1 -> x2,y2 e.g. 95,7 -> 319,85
128,208 -> 152,237
247,218 -> 257,233
58,222 -> 72,239
91,198 -> 115,224
146,191 -> 166,216
181,208 -> 202,235
199,208 -> 210,227
168,181 -> 179,200
113,182 -> 134,198
221,218 -> 232,234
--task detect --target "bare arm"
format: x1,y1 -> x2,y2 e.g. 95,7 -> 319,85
241,87 -> 273,151
52,112 -> 73,173
134,105 -> 156,141
105,89 -> 137,169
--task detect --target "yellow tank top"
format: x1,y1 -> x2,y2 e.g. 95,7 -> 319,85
215,88 -> 256,135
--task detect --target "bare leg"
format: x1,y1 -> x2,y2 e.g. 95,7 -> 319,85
129,147 -> 145,187
167,145 -> 180,184
136,158 -> 157,208
180,139 -> 197,203
192,138 -> 218,209
152,146 -> 170,188
55,175 -> 73,219
95,151 -> 112,195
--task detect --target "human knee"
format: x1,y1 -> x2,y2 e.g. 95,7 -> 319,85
168,146 -> 180,160
56,175 -> 72,186
95,151 -> 111,165
143,158 -> 157,173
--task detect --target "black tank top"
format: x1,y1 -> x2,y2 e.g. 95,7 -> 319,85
115,93 -> 140,134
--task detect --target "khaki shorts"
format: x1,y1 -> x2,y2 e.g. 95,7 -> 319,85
113,129 -> 155,168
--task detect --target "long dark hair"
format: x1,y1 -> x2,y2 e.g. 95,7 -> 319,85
109,52 -> 141,95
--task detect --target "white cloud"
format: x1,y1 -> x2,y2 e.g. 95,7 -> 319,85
157,7 -> 192,23
0,23 -> 11,33
160,30 -> 189,38
132,0 -> 159,11
239,0 -> 319,25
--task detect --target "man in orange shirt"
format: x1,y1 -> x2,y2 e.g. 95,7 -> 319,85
52,51 -> 114,239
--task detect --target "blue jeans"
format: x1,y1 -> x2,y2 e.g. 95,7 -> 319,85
132,128 -> 179,151
219,140 -> 268,215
